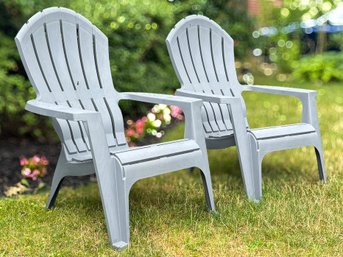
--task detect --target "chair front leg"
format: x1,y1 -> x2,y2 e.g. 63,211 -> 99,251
83,118 -> 130,250
300,93 -> 327,182
183,102 -> 216,210
228,100 -> 256,201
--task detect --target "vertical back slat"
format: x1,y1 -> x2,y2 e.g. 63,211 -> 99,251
93,32 -> 117,96
211,31 -> 227,83
202,89 -> 226,131
103,97 -> 127,146
93,98 -> 117,147
198,26 -> 218,83
78,26 -> 102,92
18,39 -> 53,100
168,39 -> 191,88
46,21 -> 78,97
31,26 -> 64,101
176,31 -> 199,85
187,25 -> 208,84
54,118 -> 78,154
61,20 -> 89,98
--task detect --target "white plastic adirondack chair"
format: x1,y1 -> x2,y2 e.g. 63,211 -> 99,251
15,8 -> 215,250
166,15 -> 326,202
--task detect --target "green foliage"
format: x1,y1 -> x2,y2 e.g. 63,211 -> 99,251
253,0 -> 342,73
293,52 -> 343,83
197,0 -> 254,59
0,0 -> 253,140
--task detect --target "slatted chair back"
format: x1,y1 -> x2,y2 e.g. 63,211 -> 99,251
15,7 -> 127,160
166,15 -> 248,136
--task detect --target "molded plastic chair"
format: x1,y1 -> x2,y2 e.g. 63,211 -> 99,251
166,15 -> 326,202
15,8 -> 215,250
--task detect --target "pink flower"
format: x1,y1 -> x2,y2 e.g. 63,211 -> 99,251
170,105 -> 183,119
22,168 -> 31,177
126,129 -> 136,137
30,169 -> 40,181
32,155 -> 40,164
135,119 -> 145,134
20,157 -> 29,166
32,169 -> 40,176
40,156 -> 49,165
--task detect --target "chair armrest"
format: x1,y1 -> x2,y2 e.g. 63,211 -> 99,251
26,99 -> 113,164
26,99 -> 99,121
119,92 -> 202,109
242,85 -> 316,98
176,89 -> 241,105
242,85 -> 320,130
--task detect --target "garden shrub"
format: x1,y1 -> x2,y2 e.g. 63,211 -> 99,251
293,52 -> 343,83
0,0 -> 253,140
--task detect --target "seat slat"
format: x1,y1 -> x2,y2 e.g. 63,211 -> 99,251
112,139 -> 200,165
251,124 -> 316,140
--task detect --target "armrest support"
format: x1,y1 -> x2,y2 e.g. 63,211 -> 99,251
242,85 -> 320,130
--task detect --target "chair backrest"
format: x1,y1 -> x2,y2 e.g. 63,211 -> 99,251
166,15 -> 247,136
15,7 -> 127,160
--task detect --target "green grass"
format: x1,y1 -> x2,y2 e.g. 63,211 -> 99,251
1,77 -> 343,256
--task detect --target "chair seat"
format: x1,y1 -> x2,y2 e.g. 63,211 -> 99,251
250,123 -> 316,140
112,139 -> 200,165
206,129 -> 234,139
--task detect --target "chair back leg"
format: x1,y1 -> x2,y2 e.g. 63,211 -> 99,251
198,163 -> 216,211
46,150 -> 69,209
46,148 -> 95,209
314,145 -> 327,182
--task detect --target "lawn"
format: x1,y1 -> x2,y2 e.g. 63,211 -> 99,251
1,77 -> 342,256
